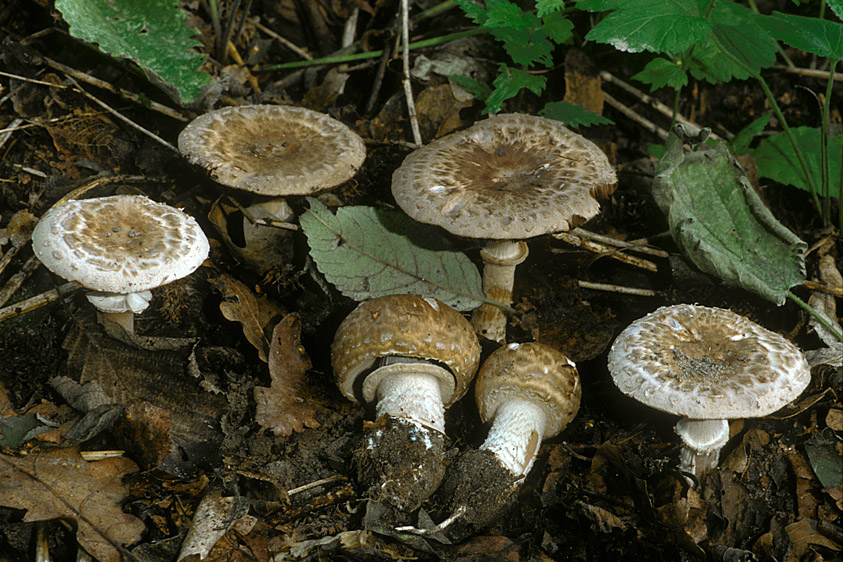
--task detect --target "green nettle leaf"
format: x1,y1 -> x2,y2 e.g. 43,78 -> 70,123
542,11 -> 574,44
454,0 -> 488,25
537,0 -> 566,18
652,125 -> 807,305
705,1 -> 778,79
485,0 -> 527,28
755,12 -> 843,60
540,101 -> 614,127
492,20 -> 554,66
579,0 -> 710,54
484,64 -> 547,113
300,199 -> 484,311
447,74 -> 493,101
55,0 -> 211,105
829,0 -> 843,21
687,36 -> 755,83
727,113 -> 771,155
632,58 -> 688,91
754,127 -> 842,198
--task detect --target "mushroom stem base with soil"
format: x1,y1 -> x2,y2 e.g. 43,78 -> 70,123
480,397 -> 547,478
675,418 -> 730,482
367,362 -> 449,434
470,240 -> 528,343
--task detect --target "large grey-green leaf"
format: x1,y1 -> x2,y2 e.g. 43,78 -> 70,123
652,125 -> 806,305
300,199 -> 484,311
55,0 -> 211,104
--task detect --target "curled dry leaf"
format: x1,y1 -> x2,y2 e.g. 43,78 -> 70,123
213,273 -> 285,362
254,313 -> 324,436
0,447 -> 145,562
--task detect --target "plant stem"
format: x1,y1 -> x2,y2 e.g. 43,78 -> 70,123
260,28 -> 487,71
821,60 -> 837,225
787,290 -> 843,341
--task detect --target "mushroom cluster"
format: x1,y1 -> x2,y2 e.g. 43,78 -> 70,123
392,113 -> 616,343
331,294 -> 481,512
607,304 -> 811,482
32,195 -> 209,333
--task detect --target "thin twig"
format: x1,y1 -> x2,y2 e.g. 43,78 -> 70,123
773,65 -> 843,81
571,227 -> 669,258
576,280 -> 658,297
62,75 -> 179,153
600,71 -> 729,141
0,70 -> 68,88
226,196 -> 299,231
802,279 -> 843,298
227,41 -> 262,93
0,256 -> 40,308
602,90 -> 670,140
0,118 -> 22,152
399,0 -> 423,146
0,283 -> 79,324
42,57 -> 187,121
255,21 -> 313,60
553,231 -> 659,272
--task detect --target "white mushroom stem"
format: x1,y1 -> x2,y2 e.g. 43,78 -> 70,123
674,418 -> 730,482
471,240 -> 529,344
480,397 -> 547,478
362,357 -> 454,435
87,290 -> 153,333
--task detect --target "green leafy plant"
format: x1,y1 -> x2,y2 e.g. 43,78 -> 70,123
579,0 -> 843,228
55,0 -> 211,105
452,0 -> 612,126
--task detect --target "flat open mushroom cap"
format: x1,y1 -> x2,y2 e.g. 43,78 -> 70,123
178,104 -> 366,196
607,304 -> 811,420
32,195 -> 209,294
391,113 -> 617,240
332,294 -> 480,406
475,342 -> 581,438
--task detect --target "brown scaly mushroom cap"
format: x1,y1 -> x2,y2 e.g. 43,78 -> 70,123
178,104 -> 366,197
474,342 -> 580,478
32,195 -> 209,295
332,294 -> 481,407
391,113 -> 617,240
608,304 -> 811,481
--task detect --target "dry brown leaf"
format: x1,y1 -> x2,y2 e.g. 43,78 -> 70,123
453,535 -> 520,562
786,518 -> 842,559
214,273 -> 284,362
254,313 -> 323,436
0,447 -> 145,562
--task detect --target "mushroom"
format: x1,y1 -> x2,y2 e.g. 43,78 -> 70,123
31,195 -> 209,333
607,304 -> 811,482
331,294 -> 481,511
391,113 -> 616,343
178,104 -> 366,272
431,342 -> 580,536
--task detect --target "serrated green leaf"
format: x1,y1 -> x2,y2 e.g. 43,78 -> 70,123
755,11 -> 843,60
55,0 -> 211,104
485,0 -> 527,29
542,11 -> 574,44
829,0 -> 843,21
728,113 -> 771,155
652,125 -> 807,305
687,36 -> 755,83
455,0 -> 488,25
580,0 -> 710,54
537,0 -> 566,18
539,101 -> 614,127
448,74 -> 492,101
484,64 -> 546,113
755,127 -> 842,197
300,199 -> 484,311
711,22 -> 778,79
632,58 -> 688,91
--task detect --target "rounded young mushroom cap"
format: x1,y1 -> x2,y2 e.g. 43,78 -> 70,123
178,104 -> 366,197
32,195 -> 210,296
332,294 -> 481,407
607,304 -> 811,420
391,113 -> 617,240
476,342 -> 581,439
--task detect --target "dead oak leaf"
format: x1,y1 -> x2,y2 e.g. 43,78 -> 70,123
0,447 -> 145,562
254,313 -> 324,436
213,273 -> 284,363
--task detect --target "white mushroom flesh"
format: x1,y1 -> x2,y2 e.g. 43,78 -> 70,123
480,397 -> 548,477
